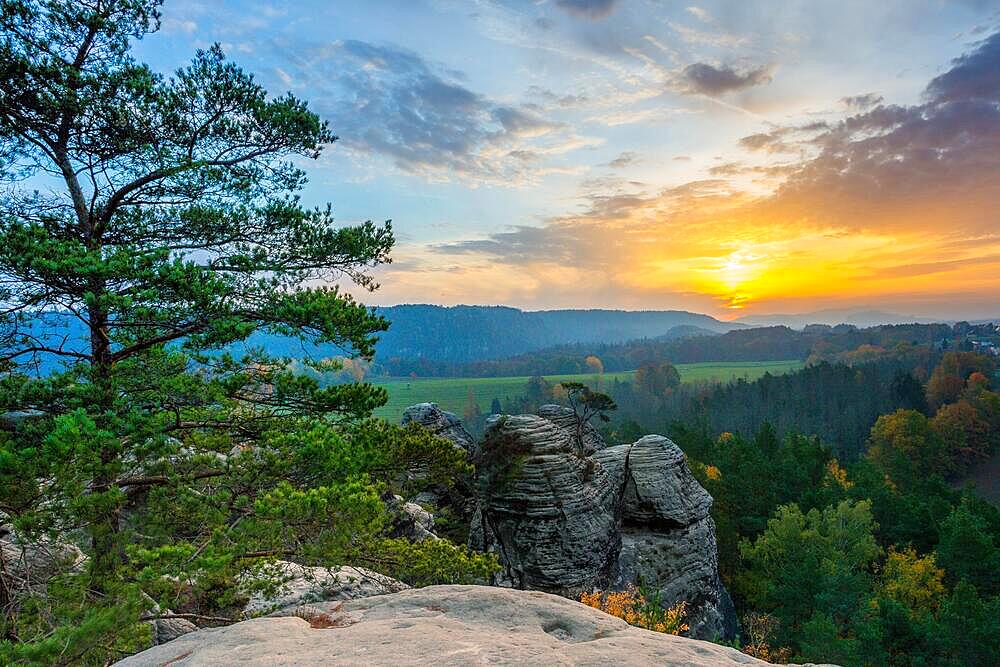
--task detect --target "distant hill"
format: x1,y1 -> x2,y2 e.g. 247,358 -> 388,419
13,306 -> 743,374
735,308 -> 941,329
370,305 -> 742,363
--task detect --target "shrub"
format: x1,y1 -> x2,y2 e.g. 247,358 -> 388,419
580,586 -> 688,635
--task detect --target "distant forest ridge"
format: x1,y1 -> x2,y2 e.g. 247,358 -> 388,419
14,307 -> 998,377
370,304 -> 743,362
371,321 -> 997,378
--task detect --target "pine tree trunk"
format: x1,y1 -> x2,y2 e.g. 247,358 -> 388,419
86,298 -> 123,592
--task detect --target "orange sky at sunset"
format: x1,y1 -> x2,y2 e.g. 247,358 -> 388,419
157,0 -> 1000,320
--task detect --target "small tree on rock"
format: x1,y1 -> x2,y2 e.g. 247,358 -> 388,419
560,382 -> 616,454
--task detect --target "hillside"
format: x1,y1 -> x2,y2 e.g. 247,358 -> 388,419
370,305 -> 739,362
376,322 -> 958,378
16,307 -> 735,375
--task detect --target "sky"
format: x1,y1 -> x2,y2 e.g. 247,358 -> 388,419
138,0 -> 1000,320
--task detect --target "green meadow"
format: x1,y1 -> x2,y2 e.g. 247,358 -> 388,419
372,359 -> 804,421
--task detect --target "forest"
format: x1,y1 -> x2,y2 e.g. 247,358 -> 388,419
370,322 -> 971,378
498,348 -> 1000,664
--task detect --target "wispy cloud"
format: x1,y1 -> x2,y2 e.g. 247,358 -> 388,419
277,40 -> 595,185
553,0 -> 621,20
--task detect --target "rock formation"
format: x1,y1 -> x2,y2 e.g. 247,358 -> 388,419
472,412 -> 737,640
400,402 -> 477,528
402,402 -> 476,455
244,561 -> 407,615
113,585 -> 769,666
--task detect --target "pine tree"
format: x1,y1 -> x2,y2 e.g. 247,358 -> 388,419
0,2 -> 493,661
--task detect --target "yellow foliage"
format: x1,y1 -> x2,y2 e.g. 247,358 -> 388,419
580,587 -> 688,635
718,431 -> 735,444
741,612 -> 792,663
878,547 -> 945,616
705,465 -> 722,481
585,355 -> 605,375
824,459 -> 853,490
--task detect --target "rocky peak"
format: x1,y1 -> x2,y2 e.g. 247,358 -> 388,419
471,408 -> 737,641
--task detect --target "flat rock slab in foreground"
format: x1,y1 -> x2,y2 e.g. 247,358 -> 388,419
115,585 -> 770,666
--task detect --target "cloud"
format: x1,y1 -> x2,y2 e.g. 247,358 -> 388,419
685,6 -> 712,23
413,31 -> 1000,314
289,40 -> 590,185
738,122 -> 828,153
925,30 -> 1000,103
841,93 -> 884,111
525,85 -> 589,108
675,62 -> 776,96
605,151 -> 640,168
553,0 -> 620,20
739,130 -> 793,153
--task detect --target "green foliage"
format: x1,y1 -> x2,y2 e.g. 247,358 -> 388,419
935,499 -> 1000,596
0,1 -> 486,662
738,500 -> 881,648
368,538 -> 498,587
936,581 -> 1000,666
867,409 -> 949,486
560,381 -> 616,454
634,361 -> 681,396
796,612 -> 865,666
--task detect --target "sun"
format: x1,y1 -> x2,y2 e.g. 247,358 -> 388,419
715,248 -> 767,308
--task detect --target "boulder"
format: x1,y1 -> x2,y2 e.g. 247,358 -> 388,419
474,412 -> 736,640
244,561 -> 408,616
621,435 -> 713,526
0,523 -> 87,591
385,493 -> 439,542
113,585 -> 773,666
402,403 -> 476,454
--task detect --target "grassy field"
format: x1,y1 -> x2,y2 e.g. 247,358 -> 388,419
372,360 -> 803,422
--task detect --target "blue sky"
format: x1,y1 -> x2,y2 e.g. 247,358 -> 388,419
136,0 -> 1000,318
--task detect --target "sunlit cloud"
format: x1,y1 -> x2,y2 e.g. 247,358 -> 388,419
387,30 -> 1000,317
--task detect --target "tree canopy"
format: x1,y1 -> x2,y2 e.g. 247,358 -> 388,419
0,2 -> 493,663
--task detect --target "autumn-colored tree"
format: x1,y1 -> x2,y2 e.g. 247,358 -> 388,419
866,409 -> 949,485
584,354 -> 604,375
926,351 -> 997,409
931,399 -> 993,470
634,361 -> 681,396
876,547 -> 945,617
462,386 -> 481,424
580,587 -> 688,636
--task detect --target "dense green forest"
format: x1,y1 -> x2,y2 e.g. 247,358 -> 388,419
672,355 -> 1000,665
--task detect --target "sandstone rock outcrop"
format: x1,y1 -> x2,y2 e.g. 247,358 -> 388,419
536,403 -> 607,454
399,403 -> 477,527
402,402 -> 476,455
472,414 -> 621,594
474,412 -> 737,640
113,585 -> 769,666
244,561 -> 407,616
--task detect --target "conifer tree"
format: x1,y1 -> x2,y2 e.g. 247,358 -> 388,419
0,1 -> 493,661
